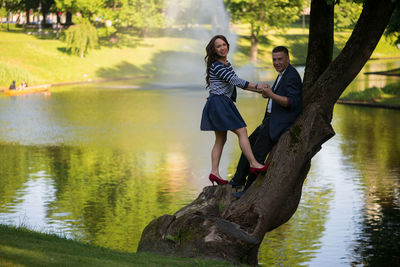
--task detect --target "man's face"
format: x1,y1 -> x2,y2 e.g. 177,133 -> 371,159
272,51 -> 290,73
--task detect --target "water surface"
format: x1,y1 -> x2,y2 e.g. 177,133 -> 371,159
0,60 -> 399,266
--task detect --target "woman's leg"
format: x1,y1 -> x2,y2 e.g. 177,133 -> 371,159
232,127 -> 264,169
211,131 -> 227,177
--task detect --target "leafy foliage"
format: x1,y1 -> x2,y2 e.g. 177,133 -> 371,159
334,0 -> 363,30
225,0 -> 303,61
225,0 -> 303,34
385,2 -> 400,45
116,0 -> 165,30
55,0 -> 106,19
341,86 -> 383,101
0,64 -> 31,89
64,19 -> 98,58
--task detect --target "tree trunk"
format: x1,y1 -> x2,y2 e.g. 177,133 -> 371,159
302,0 -> 334,92
250,33 -> 258,63
25,9 -> 30,24
42,10 -> 48,26
7,11 -> 9,31
66,11 -> 72,26
137,0 -> 397,265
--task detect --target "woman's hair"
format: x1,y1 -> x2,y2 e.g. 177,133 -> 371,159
205,35 -> 230,88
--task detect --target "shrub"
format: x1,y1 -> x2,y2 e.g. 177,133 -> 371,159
341,87 -> 383,101
64,20 -> 98,58
0,64 -> 31,88
382,82 -> 400,95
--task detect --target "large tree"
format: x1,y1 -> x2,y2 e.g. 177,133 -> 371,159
1,0 -> 23,30
116,0 -> 165,36
225,0 -> 303,62
137,0 -> 398,265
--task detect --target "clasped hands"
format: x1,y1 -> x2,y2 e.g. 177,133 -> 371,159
257,83 -> 272,98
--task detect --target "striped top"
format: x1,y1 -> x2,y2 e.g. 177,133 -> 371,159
208,61 -> 249,99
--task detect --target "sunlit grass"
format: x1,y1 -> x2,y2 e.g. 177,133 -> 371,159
1,23 -> 400,88
0,25 -> 200,87
340,81 -> 400,106
232,23 -> 400,67
0,224 -> 237,267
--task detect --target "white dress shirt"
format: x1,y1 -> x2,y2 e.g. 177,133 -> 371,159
267,69 -> 285,113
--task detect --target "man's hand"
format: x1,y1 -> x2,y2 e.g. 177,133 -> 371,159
261,84 -> 272,98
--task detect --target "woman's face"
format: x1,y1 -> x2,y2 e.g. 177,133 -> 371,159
214,38 -> 228,58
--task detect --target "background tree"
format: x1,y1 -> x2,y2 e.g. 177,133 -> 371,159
0,2 -> 7,26
23,0 -> 39,24
115,0 -> 165,36
385,1 -> 400,45
225,0 -> 303,62
39,0 -> 56,26
334,0 -> 362,30
54,0 -> 107,24
137,0 -> 399,265
64,18 -> 98,58
2,0 -> 23,30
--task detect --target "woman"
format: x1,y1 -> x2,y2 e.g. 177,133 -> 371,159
201,35 -> 269,186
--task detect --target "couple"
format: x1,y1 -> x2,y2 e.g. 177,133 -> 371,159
200,35 -> 302,198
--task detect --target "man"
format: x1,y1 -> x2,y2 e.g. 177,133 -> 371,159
229,46 -> 303,198
9,81 -> 16,90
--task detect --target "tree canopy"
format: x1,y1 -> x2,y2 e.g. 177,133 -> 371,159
224,0 -> 303,62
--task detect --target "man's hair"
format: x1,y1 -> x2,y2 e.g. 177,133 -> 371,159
272,46 -> 289,55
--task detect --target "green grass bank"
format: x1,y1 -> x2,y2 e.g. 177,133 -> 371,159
339,81 -> 400,108
0,224 -> 236,267
2,24 -> 400,89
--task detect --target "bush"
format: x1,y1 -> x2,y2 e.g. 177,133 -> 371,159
382,82 -> 400,95
341,87 -> 383,101
0,64 -> 31,88
64,20 -> 98,58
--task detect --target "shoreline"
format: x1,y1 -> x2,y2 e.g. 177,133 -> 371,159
0,75 -> 152,93
2,76 -> 399,110
336,99 -> 400,109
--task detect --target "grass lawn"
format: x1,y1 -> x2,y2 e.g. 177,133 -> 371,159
0,224 -> 236,267
2,23 -> 400,89
339,81 -> 400,107
233,24 -> 400,66
0,25 -> 201,88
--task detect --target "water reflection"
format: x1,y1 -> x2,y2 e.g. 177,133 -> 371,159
334,105 -> 400,266
0,60 -> 399,265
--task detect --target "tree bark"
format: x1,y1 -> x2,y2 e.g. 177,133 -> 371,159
25,9 -> 30,24
302,0 -> 334,93
66,11 -> 72,26
249,22 -> 258,63
137,0 -> 397,265
250,33 -> 258,63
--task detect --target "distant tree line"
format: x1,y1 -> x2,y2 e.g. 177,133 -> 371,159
1,0 -> 399,59
0,0 -> 166,30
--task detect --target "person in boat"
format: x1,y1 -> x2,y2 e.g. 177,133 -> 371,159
17,81 -> 28,90
200,35 -> 270,186
9,81 -> 16,90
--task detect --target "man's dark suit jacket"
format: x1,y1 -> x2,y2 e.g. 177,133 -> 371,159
266,64 -> 302,142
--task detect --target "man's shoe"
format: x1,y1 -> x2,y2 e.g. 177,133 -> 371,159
232,191 -> 245,198
228,179 -> 244,188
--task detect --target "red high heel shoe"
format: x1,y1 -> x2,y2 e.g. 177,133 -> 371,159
209,173 -> 228,186
249,163 -> 270,174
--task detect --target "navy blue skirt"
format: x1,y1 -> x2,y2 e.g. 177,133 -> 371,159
200,94 -> 246,131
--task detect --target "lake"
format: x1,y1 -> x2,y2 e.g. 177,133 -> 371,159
0,59 -> 399,266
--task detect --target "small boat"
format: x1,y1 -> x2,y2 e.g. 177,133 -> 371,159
4,87 -> 50,96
